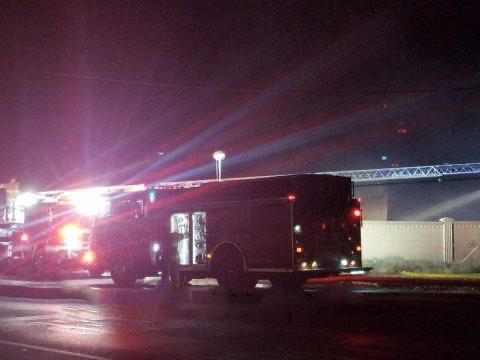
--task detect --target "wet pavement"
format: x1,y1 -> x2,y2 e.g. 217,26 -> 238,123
0,281 -> 480,359
2,271 -> 480,301
0,271 -> 114,299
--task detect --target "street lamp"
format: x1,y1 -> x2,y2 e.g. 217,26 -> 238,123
213,151 -> 226,181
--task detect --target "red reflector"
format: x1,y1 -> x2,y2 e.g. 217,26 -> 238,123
353,209 -> 361,217
288,195 -> 296,201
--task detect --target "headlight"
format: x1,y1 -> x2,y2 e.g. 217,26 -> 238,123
60,224 -> 83,251
340,258 -> 348,267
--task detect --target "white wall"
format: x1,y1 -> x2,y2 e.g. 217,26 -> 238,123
361,219 -> 480,265
362,221 -> 443,262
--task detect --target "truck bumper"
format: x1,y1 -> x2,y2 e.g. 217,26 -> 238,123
44,247 -> 90,270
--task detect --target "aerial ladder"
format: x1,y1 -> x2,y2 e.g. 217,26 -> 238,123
320,163 -> 480,184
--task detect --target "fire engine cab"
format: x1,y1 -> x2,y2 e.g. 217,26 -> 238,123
91,174 -> 368,290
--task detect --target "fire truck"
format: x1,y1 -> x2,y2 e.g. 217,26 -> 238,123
6,197 -> 96,277
2,185 -> 147,277
91,174 -> 368,290
3,186 -> 111,277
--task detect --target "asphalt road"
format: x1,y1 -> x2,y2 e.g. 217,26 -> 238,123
0,282 -> 480,359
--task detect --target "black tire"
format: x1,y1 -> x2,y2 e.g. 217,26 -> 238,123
110,264 -> 137,288
32,248 -> 46,271
212,248 -> 256,295
30,248 -> 58,279
168,266 -> 181,289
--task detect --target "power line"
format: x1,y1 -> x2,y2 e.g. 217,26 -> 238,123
26,68 -> 480,95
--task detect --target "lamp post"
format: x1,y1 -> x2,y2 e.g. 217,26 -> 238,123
213,151 -> 225,181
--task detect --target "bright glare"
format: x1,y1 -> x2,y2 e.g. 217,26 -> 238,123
311,261 -> 318,268
69,190 -> 109,217
213,151 -> 225,161
152,243 -> 160,252
340,258 -> 348,266
16,192 -> 39,207
60,224 -> 83,251
20,233 -> 29,241
123,184 -> 147,192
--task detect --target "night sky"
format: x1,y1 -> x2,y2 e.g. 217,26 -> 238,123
1,0 -> 479,190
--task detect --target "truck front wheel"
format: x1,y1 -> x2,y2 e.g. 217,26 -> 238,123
110,264 -> 137,288
30,247 -> 58,279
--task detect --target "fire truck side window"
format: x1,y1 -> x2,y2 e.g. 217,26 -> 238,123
170,213 -> 190,265
169,212 -> 207,265
192,212 -> 206,264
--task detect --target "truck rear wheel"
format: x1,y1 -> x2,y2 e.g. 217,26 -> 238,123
169,266 -> 190,289
110,264 -> 137,288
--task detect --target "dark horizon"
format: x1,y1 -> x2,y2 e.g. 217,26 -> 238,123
1,0 -> 479,190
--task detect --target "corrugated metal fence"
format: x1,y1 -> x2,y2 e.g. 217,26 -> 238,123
362,218 -> 480,265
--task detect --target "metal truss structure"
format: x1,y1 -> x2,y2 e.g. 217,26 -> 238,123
320,163 -> 480,183
10,163 -> 480,203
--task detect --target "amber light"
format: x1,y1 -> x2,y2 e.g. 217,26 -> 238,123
356,245 -> 362,252
296,246 -> 303,254
82,251 -> 95,264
